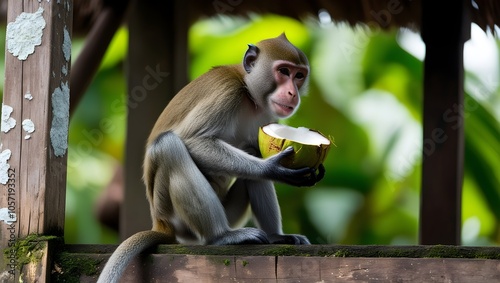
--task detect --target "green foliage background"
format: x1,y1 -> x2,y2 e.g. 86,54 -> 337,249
2,15 -> 498,245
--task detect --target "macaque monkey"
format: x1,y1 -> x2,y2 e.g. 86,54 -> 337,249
97,33 -> 325,283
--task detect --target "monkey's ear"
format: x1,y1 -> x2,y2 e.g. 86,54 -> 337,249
244,44 -> 259,73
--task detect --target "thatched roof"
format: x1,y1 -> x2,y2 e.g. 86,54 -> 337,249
82,0 -> 498,35
193,0 -> 422,29
0,0 -> 498,34
195,0 -> 500,33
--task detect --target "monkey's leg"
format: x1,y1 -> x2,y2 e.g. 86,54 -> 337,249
151,131 -> 268,245
222,179 -> 251,228
247,179 -> 310,244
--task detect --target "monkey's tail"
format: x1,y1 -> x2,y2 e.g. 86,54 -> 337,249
97,230 -> 173,283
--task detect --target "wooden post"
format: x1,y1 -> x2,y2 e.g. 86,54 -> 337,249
0,0 -> 72,281
122,0 -> 189,238
420,0 -> 470,245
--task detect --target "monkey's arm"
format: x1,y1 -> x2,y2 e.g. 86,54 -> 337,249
184,136 -> 321,187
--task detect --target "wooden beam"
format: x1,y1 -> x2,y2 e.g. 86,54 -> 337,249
55,244 -> 500,282
112,256 -> 496,282
0,0 -> 72,281
122,0 -> 190,238
419,0 -> 470,245
69,0 -> 129,115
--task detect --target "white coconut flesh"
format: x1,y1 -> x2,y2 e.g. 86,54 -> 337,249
262,124 -> 330,146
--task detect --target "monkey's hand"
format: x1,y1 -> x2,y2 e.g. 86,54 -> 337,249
265,147 -> 325,187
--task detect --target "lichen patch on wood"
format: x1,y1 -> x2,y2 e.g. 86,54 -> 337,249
50,81 -> 70,157
6,7 -> 46,61
0,207 -> 16,225
24,92 -> 33,101
22,119 -> 35,140
62,26 -> 71,62
1,104 -> 16,133
0,149 -> 12,184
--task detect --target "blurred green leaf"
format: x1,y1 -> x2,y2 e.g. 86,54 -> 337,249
100,27 -> 128,70
305,187 -> 364,244
362,32 -> 423,120
285,83 -> 374,192
464,94 -> 500,220
189,15 -> 310,79
462,176 -> 496,244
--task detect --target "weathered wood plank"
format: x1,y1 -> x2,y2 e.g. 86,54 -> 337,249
318,257 -> 500,282
54,244 -> 500,282
122,255 -> 237,282
277,256 -> 321,281
64,243 -> 500,259
235,256 -> 275,280
67,252 -> 500,283
0,1 -> 24,262
1,0 -> 72,236
17,239 -> 58,283
0,0 -> 72,281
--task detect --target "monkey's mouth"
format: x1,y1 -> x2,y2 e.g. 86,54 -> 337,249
271,100 -> 295,116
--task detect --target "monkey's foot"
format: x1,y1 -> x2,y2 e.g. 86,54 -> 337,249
209,228 -> 269,245
268,233 -> 310,245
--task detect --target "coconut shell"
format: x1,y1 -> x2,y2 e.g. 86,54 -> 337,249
258,125 -> 331,169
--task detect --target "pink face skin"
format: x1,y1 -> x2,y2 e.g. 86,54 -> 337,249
268,60 -> 309,118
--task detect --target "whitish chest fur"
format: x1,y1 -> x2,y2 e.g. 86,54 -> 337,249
223,93 -> 273,151
209,95 -> 274,198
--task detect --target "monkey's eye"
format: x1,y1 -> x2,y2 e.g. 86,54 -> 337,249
278,68 -> 290,76
296,72 -> 305,79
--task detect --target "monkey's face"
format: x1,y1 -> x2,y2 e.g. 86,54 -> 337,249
243,35 -> 310,120
267,60 -> 308,118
